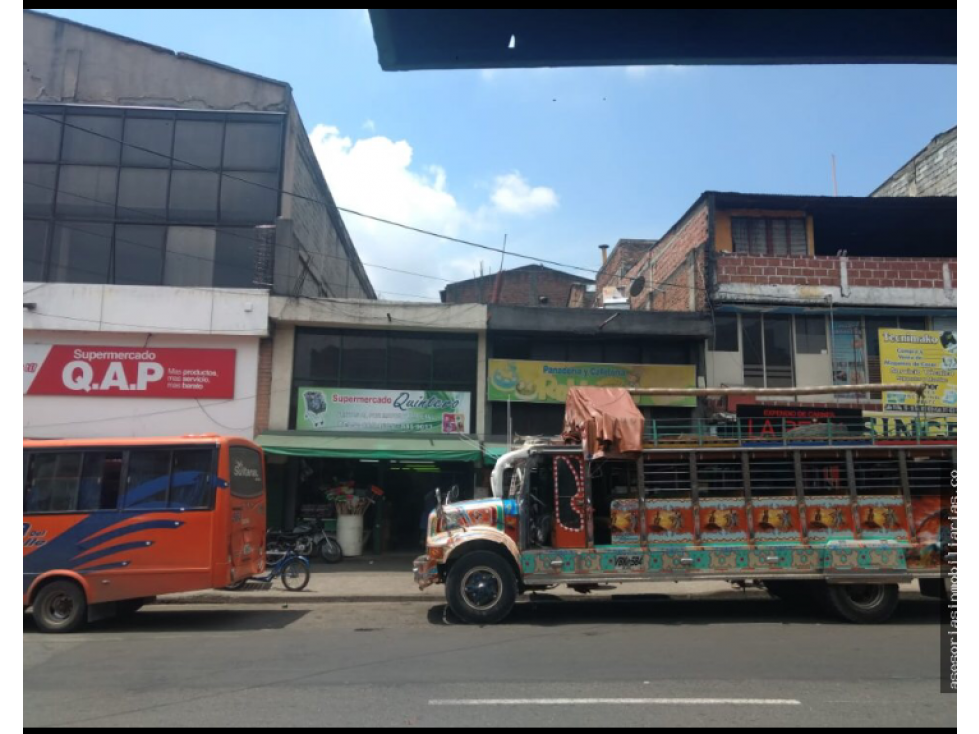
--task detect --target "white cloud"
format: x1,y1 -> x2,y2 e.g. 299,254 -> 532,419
490,172 -> 559,216
307,125 -> 558,300
362,119 -> 376,132
625,65 -> 688,79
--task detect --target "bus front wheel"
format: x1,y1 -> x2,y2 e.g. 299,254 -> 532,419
32,580 -> 88,634
819,583 -> 899,624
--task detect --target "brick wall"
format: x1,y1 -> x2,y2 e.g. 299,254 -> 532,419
595,240 -> 656,299
253,334 -> 275,437
443,267 -> 590,307
715,254 -> 956,289
629,203 -> 709,311
873,127 -> 957,198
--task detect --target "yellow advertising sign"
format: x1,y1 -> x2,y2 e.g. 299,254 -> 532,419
862,411 -> 957,440
487,359 -> 696,406
879,329 -> 957,414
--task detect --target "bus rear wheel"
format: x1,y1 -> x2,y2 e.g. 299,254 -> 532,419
819,583 -> 899,624
33,580 -> 87,634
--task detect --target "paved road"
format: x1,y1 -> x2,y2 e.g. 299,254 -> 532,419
24,595 -> 954,727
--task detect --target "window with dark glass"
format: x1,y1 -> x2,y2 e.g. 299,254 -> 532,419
49,222 -> 112,283
220,172 -> 278,223
24,110 -> 63,162
117,168 -> 170,221
741,314 -> 765,386
122,117 -> 174,167
169,450 -> 214,509
230,447 -> 264,499
168,170 -> 220,221
223,122 -> 281,170
340,334 -> 387,384
23,220 -> 48,281
709,314 -> 739,352
795,315 -> 828,355
294,332 -> 341,381
24,452 -> 82,514
56,166 -> 117,219
213,228 -> 259,288
432,338 -> 477,384
390,336 -> 433,386
77,452 -> 123,512
24,164 -> 57,218
764,316 -> 793,387
114,225 -> 165,286
173,120 -> 223,168
124,451 -> 172,510
164,226 -> 216,287
61,115 -> 122,165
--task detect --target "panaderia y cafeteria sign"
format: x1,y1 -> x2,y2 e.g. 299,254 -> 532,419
23,345 -> 236,398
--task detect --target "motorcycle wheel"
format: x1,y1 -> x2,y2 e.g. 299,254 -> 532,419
320,537 -> 343,564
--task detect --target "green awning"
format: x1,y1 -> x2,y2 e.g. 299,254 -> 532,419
257,433 -> 485,462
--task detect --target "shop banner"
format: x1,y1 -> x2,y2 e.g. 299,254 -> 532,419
736,405 -> 863,437
296,388 -> 471,433
23,345 -> 235,398
879,329 -> 957,414
863,411 -> 957,440
488,359 -> 696,406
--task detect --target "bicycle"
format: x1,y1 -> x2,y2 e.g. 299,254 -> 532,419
224,547 -> 311,592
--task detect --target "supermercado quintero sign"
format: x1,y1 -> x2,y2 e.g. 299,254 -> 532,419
297,388 -> 471,433
23,345 -> 236,399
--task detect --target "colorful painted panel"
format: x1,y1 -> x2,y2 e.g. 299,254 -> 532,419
804,496 -> 855,541
645,500 -> 695,543
752,499 -> 802,542
856,497 -> 909,540
609,499 -> 641,544
441,499 -> 504,533
908,496 -> 948,568
698,499 -> 749,543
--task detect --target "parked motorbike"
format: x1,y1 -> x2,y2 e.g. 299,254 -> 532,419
266,526 -> 315,556
298,517 -> 344,564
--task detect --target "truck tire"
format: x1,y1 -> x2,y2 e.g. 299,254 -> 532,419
446,551 -> 518,625
819,583 -> 899,624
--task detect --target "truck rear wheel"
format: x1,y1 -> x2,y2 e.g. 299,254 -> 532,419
819,583 -> 899,624
446,551 -> 518,625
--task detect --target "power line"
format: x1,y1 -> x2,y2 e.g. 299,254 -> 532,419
23,181 -> 451,298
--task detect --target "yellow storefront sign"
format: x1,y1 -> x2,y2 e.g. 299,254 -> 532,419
880,328 -> 957,414
487,359 -> 696,406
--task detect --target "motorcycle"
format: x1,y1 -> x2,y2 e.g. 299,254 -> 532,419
299,517 -> 344,564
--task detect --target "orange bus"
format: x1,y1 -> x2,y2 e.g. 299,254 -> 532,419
23,435 -> 267,633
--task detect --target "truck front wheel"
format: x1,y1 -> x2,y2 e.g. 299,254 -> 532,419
446,551 -> 518,624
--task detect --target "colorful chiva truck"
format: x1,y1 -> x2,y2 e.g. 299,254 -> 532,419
415,428 -> 953,625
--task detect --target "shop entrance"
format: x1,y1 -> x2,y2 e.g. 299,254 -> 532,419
288,457 -> 477,554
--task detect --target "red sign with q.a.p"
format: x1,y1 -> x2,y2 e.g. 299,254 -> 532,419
23,345 -> 236,399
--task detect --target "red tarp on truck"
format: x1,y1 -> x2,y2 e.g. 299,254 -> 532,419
562,387 -> 645,459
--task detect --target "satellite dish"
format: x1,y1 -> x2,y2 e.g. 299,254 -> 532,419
629,276 -> 646,298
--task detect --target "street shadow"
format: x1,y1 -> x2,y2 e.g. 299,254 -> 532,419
23,607 -> 310,635
426,594 -> 945,627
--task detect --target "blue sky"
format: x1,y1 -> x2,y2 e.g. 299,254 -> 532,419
38,9 -> 957,300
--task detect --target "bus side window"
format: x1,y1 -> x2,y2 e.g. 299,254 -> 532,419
124,451 -> 172,510
24,452 -> 82,514
77,452 -> 123,512
170,449 -> 214,509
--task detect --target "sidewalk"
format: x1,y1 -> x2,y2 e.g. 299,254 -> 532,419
156,553 -> 922,606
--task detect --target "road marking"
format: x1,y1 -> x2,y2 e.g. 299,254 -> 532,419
429,698 -> 801,706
